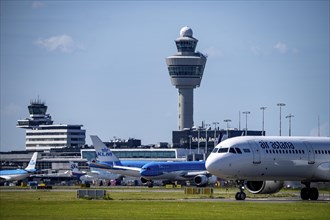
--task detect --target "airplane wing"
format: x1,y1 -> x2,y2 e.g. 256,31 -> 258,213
181,171 -> 209,178
89,161 -> 142,177
0,176 -> 12,181
112,165 -> 142,172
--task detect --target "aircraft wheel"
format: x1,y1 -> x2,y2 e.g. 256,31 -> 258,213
235,192 -> 246,200
240,192 -> 246,200
235,192 -> 240,200
309,188 -> 319,200
300,188 -> 310,200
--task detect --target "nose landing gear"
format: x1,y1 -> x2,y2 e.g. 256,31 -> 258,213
235,180 -> 246,200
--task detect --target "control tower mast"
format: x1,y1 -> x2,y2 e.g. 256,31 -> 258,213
166,27 -> 207,130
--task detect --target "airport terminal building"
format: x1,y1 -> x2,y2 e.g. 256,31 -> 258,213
16,99 -> 86,151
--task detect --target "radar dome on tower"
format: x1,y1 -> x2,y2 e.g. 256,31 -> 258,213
180,26 -> 193,37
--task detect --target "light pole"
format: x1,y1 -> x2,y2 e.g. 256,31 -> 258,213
238,111 -> 241,130
224,119 -> 231,137
188,135 -> 192,154
242,112 -> 250,136
197,126 -> 201,154
205,124 -> 210,153
286,114 -> 294,136
212,122 -> 219,147
277,103 -> 286,136
318,116 -> 320,137
260,107 -> 267,136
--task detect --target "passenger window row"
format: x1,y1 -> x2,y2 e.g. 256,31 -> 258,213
266,149 -> 305,154
314,150 -> 330,154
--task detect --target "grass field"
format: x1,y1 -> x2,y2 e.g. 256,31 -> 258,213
0,187 -> 329,220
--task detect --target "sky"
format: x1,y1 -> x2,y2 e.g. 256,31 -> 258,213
1,1 -> 329,152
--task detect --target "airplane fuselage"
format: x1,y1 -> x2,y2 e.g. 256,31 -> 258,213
206,136 -> 330,182
0,169 -> 30,182
140,161 -> 207,181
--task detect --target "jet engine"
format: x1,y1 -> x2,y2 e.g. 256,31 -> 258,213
245,180 -> 284,194
140,177 -> 149,184
194,175 -> 217,187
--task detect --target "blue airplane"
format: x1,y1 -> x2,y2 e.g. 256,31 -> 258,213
140,161 -> 217,187
88,135 -> 150,177
0,152 -> 38,182
89,136 -> 216,187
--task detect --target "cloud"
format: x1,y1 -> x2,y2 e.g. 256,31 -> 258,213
34,35 -> 81,53
274,42 -> 288,53
32,1 -> 45,9
201,47 -> 223,58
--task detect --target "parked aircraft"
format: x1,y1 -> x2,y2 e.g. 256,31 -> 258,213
205,136 -> 330,200
70,161 -> 122,181
0,152 -> 38,182
89,135 -> 149,177
90,135 -> 216,187
140,161 -> 217,187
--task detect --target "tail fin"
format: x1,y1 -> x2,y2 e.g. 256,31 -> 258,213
70,161 -> 80,172
69,161 -> 86,178
25,152 -> 38,172
90,135 -> 120,163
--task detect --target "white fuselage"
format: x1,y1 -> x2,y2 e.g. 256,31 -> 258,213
206,136 -> 330,182
0,170 -> 30,182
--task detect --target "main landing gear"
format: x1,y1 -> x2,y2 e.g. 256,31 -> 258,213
235,180 -> 246,200
300,182 -> 319,200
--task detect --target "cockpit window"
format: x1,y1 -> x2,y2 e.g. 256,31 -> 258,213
229,148 -> 236,154
243,148 -> 251,153
218,148 -> 228,153
212,148 -> 219,153
235,148 -> 242,154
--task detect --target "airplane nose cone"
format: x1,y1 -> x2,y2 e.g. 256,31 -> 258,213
205,155 -> 218,175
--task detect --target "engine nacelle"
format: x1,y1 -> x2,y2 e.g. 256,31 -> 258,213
140,177 -> 149,184
245,180 -> 284,194
194,175 -> 217,186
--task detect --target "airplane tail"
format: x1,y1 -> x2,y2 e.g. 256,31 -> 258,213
25,152 -> 38,172
70,161 -> 80,173
90,135 -> 120,163
69,161 -> 86,178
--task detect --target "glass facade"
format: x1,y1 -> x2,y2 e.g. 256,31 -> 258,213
168,65 -> 204,77
176,40 -> 197,52
81,149 -> 177,160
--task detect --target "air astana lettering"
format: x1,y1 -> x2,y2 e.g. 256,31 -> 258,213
259,141 -> 295,150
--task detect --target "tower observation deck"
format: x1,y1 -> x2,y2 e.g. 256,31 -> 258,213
166,27 -> 207,130
17,98 -> 53,129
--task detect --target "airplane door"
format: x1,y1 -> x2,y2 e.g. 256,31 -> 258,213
303,141 -> 315,164
249,141 -> 261,164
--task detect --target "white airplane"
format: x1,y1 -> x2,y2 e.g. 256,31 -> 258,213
0,152 -> 38,182
69,161 -> 121,181
205,136 -> 330,200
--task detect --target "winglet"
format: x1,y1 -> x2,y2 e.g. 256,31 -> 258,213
90,135 -> 120,162
25,152 -> 38,172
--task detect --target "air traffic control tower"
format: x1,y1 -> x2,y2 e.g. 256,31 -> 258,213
166,27 -> 207,130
